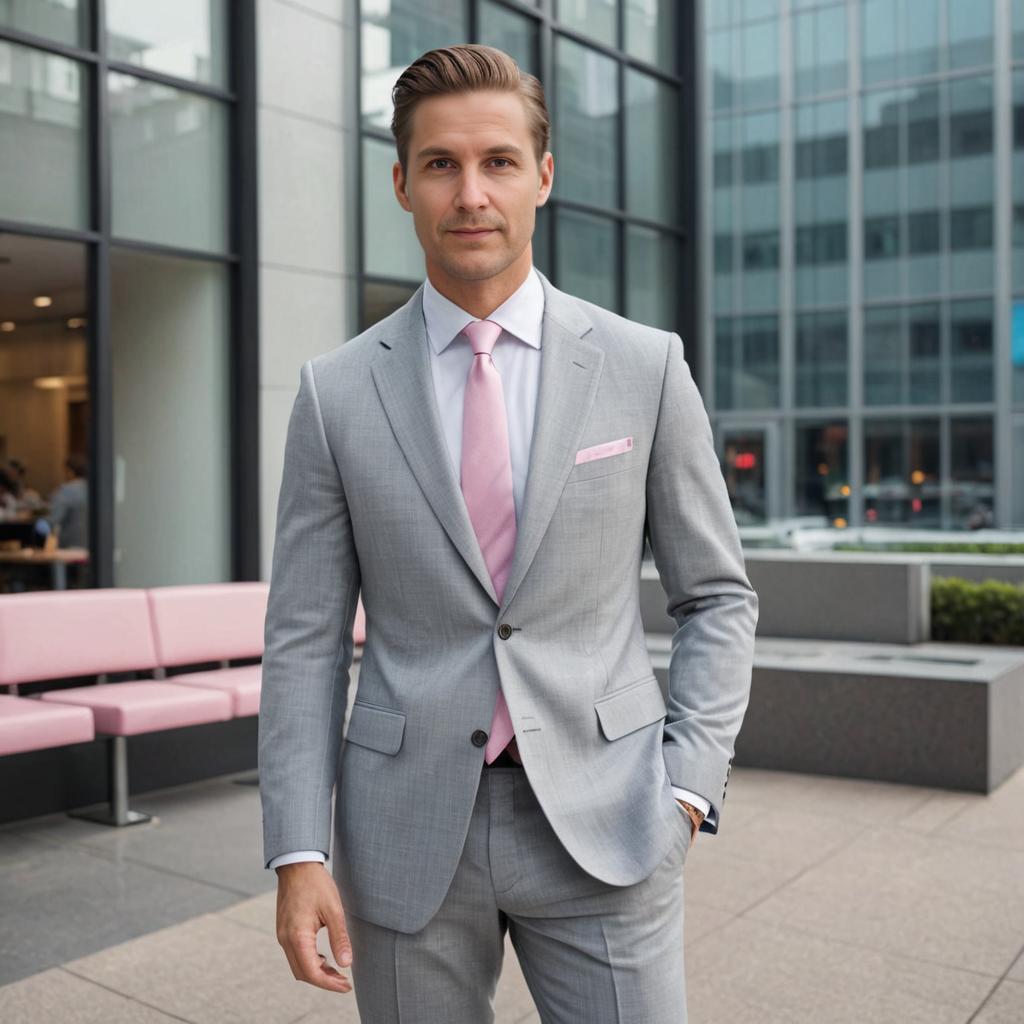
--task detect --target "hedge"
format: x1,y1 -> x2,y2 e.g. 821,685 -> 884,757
931,577 -> 1024,645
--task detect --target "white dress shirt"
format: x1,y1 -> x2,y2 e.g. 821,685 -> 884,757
268,265 -> 710,871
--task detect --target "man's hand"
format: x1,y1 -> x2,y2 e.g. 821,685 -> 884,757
675,799 -> 704,847
275,861 -> 354,993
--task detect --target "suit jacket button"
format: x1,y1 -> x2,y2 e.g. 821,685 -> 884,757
472,729 -> 488,747
497,623 -> 513,639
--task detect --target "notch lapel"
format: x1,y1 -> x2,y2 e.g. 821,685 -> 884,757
370,270 -> 604,613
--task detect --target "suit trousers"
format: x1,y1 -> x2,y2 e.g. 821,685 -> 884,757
344,760 -> 691,1023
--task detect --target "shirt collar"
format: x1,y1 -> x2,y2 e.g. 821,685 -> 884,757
422,264 -> 545,355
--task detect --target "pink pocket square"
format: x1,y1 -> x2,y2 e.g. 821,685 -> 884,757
575,436 -> 633,465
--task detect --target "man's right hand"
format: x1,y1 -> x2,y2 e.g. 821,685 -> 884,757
275,861 -> 354,994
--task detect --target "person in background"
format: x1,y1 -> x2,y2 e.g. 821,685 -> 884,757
48,454 -> 89,549
6,459 -> 43,509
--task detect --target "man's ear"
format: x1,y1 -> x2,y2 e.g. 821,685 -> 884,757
393,161 -> 412,212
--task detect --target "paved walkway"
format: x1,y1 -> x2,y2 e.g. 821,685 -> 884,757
0,759 -> 1022,1022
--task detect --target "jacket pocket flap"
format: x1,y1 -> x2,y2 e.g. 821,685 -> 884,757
594,674 -> 667,741
344,700 -> 406,755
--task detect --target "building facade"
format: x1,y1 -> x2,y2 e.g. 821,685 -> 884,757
703,0 -> 1024,530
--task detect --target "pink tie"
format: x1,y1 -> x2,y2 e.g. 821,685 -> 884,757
459,318 -> 521,765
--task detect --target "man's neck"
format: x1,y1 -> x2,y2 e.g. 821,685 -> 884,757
425,254 -> 533,319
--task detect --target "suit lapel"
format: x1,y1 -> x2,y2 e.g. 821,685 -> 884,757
370,268 -> 604,613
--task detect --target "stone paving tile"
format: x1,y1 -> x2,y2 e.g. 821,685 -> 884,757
743,820 -> 1024,977
685,914 -> 995,1024
973,979 -> 1024,1023
0,967 -> 183,1023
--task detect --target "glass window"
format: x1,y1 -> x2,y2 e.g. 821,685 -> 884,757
863,417 -> 940,527
624,0 -> 677,73
907,302 -> 940,404
533,203 -> 551,278
1015,0 -> 1024,61
1015,300 -> 1024,405
716,314 -> 779,410
111,248 -> 231,586
0,233 -> 91,591
794,420 -> 849,523
946,0 -> 993,71
708,29 -> 734,112
1015,73 -> 1024,294
625,225 -> 678,330
864,306 -> 903,405
555,208 -> 619,311
1,0 -> 89,48
108,72 -> 229,253
706,0 -> 734,30
862,0 -> 939,84
743,0 -> 778,19
792,5 -> 846,98
361,280 -> 417,332
738,18 -> 778,107
950,298 -> 993,403
360,0 -> 466,131
0,43 -> 88,231
106,0 -> 229,89
795,311 -> 847,407
553,35 -> 619,210
479,2 -> 539,76
557,0 -> 617,48
950,417 -> 994,528
362,136 -> 423,282
625,69 -> 679,224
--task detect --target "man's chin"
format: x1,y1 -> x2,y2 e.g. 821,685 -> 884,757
437,253 -> 509,282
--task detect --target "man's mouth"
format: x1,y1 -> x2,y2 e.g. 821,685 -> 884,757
451,228 -> 496,237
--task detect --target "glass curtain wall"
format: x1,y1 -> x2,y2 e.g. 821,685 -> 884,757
0,1 -> 256,590
356,0 -> 687,339
704,0 -> 1006,530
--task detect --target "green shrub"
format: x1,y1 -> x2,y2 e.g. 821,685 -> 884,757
931,577 -> 1024,645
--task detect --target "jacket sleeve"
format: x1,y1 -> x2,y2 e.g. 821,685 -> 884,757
259,359 -> 362,868
644,332 -> 759,835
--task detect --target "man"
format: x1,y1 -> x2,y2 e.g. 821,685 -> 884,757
259,43 -> 758,1023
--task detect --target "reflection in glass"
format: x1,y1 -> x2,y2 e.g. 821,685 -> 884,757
793,5 -> 846,98
111,248 -> 230,586
556,208 -> 618,311
738,18 -> 778,107
625,70 -> 679,224
950,299 -> 993,404
625,225 -> 678,331
795,421 -> 849,523
950,417 -> 994,529
557,0 -> 617,49
106,0 -> 229,88
1014,71 -> 1024,293
864,306 -> 901,405
553,36 -> 619,209
862,0 -> 939,84
362,136 -> 424,282
0,44 -> 88,231
795,311 -> 847,407
863,418 -> 940,527
479,1 -> 539,76
721,428 -> 767,526
624,0 -> 676,73
946,0 -> 992,70
360,0 -> 465,131
108,72 -> 229,253
907,303 -> 940,404
0,233 -> 91,592
715,314 -> 779,409
0,0 -> 88,47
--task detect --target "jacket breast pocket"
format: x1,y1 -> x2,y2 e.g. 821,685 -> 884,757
593,674 -> 667,741
344,700 -> 406,755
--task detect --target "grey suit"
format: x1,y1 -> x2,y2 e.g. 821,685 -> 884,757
259,269 -> 758,1017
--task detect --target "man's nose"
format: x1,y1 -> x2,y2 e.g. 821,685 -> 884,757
455,170 -> 489,208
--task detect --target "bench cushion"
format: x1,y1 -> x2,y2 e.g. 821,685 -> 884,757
0,590 -> 157,685
38,681 -> 233,735
0,694 -> 95,755
171,664 -> 262,717
146,583 -> 269,667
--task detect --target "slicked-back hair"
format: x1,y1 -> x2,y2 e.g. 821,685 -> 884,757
390,43 -> 551,180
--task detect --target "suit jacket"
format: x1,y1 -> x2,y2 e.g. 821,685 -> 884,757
258,268 -> 759,934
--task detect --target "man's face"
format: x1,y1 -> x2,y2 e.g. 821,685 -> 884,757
393,89 -> 554,283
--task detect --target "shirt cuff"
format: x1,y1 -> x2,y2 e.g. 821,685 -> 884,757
267,849 -> 327,870
670,786 -> 711,818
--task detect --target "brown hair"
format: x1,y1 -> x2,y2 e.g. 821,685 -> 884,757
390,44 -> 551,181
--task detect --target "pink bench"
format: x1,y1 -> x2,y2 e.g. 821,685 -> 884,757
1,589 -> 232,826
0,585 -> 367,827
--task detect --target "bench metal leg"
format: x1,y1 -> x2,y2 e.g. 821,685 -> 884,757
68,735 -> 152,826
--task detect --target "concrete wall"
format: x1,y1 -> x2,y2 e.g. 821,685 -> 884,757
256,0 -> 360,578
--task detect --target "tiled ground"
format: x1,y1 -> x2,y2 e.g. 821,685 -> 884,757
0,760 -> 1022,1023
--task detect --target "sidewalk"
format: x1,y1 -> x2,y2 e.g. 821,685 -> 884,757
0,758 -> 1021,1022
